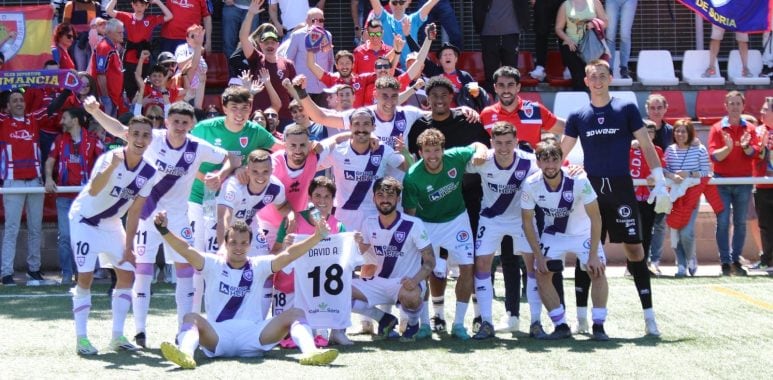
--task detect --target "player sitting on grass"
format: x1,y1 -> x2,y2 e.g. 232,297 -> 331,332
153,211 -> 339,368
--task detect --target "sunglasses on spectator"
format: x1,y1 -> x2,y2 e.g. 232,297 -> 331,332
375,64 -> 391,69
368,31 -> 383,37
265,113 -> 278,118
63,34 -> 74,39
391,1 -> 407,5
310,18 -> 325,24
148,115 -> 164,121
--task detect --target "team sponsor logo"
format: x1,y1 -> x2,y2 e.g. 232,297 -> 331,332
171,0 -> 195,9
515,170 -> 526,180
221,270 -> 229,277
239,136 -> 249,148
235,209 -> 246,219
583,182 -> 593,194
224,191 -> 235,201
586,128 -> 620,137
180,226 -> 194,241
370,154 -> 382,166
289,181 -> 301,193
628,227 -> 636,236
447,168 -> 457,179
583,239 -> 591,249
363,55 -> 369,61
135,175 -> 148,188
214,138 -> 222,146
487,173 -> 494,178
597,117 -> 605,125
243,268 -> 253,282
395,119 -> 406,132
256,233 -> 267,244
523,104 -> 534,118
394,231 -> 406,243
183,152 -> 195,163
456,231 -> 470,242
344,158 -> 351,165
618,205 -> 632,218
9,130 -> 33,140
562,190 -> 574,202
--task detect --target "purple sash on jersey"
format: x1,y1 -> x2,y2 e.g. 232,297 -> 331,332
389,111 -> 407,137
480,157 -> 532,218
140,140 -> 199,219
378,217 -> 414,278
342,145 -> 385,210
215,261 -> 254,322
81,163 -> 156,226
543,177 -> 575,235
245,183 -> 282,226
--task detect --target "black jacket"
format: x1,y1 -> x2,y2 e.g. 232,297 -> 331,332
473,0 -> 531,34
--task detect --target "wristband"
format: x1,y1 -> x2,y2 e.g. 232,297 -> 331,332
294,85 -> 308,99
155,222 -> 170,235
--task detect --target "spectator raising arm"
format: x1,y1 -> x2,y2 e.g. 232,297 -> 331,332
240,0 -> 265,59
83,96 -> 128,138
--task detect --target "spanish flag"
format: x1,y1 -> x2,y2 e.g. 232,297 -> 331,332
0,5 -> 54,71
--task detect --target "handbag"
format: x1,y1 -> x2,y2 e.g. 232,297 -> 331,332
577,18 -> 610,63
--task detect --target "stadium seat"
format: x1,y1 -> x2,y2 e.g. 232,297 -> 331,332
636,50 -> 679,86
458,51 -> 486,83
727,49 -> 770,86
518,92 -> 543,104
744,89 -> 773,116
205,52 -> 230,88
682,50 -> 725,86
517,51 -> 539,87
695,90 -> 728,125
610,52 -> 633,87
553,91 -> 589,119
546,50 -> 572,87
653,91 -> 691,124
610,91 -> 639,109
203,93 -> 223,113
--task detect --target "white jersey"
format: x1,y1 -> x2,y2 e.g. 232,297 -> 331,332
342,105 -> 425,149
520,169 -> 597,237
321,141 -> 403,212
361,212 -> 431,279
466,149 -> 539,222
217,175 -> 286,227
69,148 -> 157,228
288,232 -> 361,329
201,253 -> 274,323
140,129 -> 227,220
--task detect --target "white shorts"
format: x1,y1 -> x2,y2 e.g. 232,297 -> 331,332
424,213 -> 474,267
711,24 -> 749,42
272,289 -> 295,317
352,277 -> 426,307
70,220 -> 134,273
201,319 -> 275,358
135,212 -> 194,264
475,217 -> 530,256
540,233 -> 606,270
188,202 -> 219,253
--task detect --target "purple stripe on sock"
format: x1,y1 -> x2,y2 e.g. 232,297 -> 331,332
474,271 -> 491,280
593,319 -> 604,325
119,293 -> 132,302
527,272 -> 536,279
135,263 -> 154,276
180,323 -> 194,332
73,305 -> 91,313
176,265 -> 194,278
550,313 -> 564,323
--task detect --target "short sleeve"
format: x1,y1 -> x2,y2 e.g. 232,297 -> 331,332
216,178 -> 239,208
411,219 -> 431,251
520,186 -> 536,210
577,176 -> 597,205
564,113 -> 579,138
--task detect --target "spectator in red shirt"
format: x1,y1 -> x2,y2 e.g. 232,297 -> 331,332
24,60 -> 68,163
159,0 -> 211,54
752,97 -> 773,270
44,108 -> 104,285
353,18 -> 393,75
707,90 -> 759,276
134,50 -> 179,114
306,49 -> 376,108
106,0 -> 173,101
0,90 -> 51,286
52,23 -> 77,71
90,18 -> 128,117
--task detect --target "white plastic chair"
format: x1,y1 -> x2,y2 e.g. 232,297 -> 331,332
552,91 -> 590,120
682,50 -> 726,86
636,50 -> 680,86
727,49 -> 770,85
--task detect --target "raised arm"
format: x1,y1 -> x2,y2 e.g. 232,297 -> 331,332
269,2 -> 283,38
203,15 -> 213,53
153,0 -> 173,22
286,76 -> 346,129
135,50 -> 150,91
306,50 -> 327,80
105,0 -> 118,18
369,0 -> 383,17
89,150 -> 124,196
155,211 -> 206,270
418,0 -> 439,19
83,96 -> 129,138
241,0 -> 264,59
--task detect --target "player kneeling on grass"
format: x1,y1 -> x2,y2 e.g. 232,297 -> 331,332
352,177 -> 435,341
153,211 -> 339,368
521,140 -> 609,341
70,117 -> 158,355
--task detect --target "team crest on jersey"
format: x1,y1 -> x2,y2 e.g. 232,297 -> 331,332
583,239 -> 591,249
262,195 -> 274,204
76,255 -> 85,266
395,119 -> 406,131
353,83 -> 361,90
523,104 -> 534,118
598,117 -> 605,125
243,268 -> 253,281
239,136 -> 249,148
456,231 -> 470,242
180,226 -> 194,241
447,168 -> 457,179
135,246 -> 145,256
184,152 -> 195,163
394,231 -> 406,243
256,233 -> 267,244
562,190 -> 574,202
370,154 -> 382,166
515,170 -> 526,180
135,175 -> 148,188
277,69 -> 285,79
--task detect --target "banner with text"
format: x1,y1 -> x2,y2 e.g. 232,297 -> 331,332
677,0 -> 773,33
0,69 -> 82,91
0,5 -> 54,71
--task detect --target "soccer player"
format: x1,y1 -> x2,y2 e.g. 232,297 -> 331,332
464,121 -> 539,339
353,177 -> 435,341
69,116 -> 157,355
402,128 -> 488,340
521,140 -> 609,341
560,59 -> 663,336
84,96 -> 231,347
153,212 -> 339,368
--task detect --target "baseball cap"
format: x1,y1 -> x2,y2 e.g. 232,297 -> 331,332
157,51 -> 176,64
260,31 -> 279,42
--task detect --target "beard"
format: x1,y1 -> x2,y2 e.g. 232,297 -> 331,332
377,202 -> 396,215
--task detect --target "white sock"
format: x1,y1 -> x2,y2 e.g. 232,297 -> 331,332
591,307 -> 607,325
472,295 -> 480,318
577,306 -> 588,322
548,305 -> 566,328
290,320 -> 317,353
177,322 -> 199,356
643,308 -> 655,320
72,286 -> 91,338
453,301 -> 468,326
132,264 -> 153,334
175,266 -> 195,328
400,303 -> 421,325
420,300 -> 430,325
111,288 -> 132,339
191,270 -> 204,314
474,273 -> 493,323
432,296 -> 445,319
526,274 -> 542,324
352,300 -> 384,320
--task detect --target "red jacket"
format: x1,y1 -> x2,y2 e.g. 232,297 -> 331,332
666,177 -> 724,229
